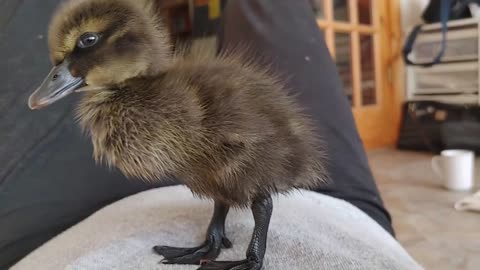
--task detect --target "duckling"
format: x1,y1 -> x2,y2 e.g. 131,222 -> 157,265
28,0 -> 328,269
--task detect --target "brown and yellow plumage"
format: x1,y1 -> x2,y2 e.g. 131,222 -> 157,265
45,0 -> 328,207
31,0 -> 328,268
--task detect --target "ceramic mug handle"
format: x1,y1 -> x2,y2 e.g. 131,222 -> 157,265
431,156 -> 443,179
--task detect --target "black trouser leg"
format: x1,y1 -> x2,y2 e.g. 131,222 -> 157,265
218,0 -> 394,236
198,196 -> 273,270
154,201 -> 231,265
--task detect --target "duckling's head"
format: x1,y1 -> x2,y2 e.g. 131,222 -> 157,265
29,0 -> 171,109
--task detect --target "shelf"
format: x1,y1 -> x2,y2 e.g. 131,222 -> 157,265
414,17 -> 480,32
412,61 -> 478,72
411,94 -> 479,104
407,18 -> 480,105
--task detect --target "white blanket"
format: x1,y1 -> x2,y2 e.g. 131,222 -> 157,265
12,186 -> 422,270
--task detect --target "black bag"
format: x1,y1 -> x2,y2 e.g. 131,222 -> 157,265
403,0 -> 479,67
397,101 -> 480,153
423,0 -> 473,23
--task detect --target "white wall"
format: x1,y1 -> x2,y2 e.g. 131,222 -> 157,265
400,0 -> 430,31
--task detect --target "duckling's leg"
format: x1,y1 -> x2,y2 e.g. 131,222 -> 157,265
153,201 -> 231,265
198,196 -> 273,270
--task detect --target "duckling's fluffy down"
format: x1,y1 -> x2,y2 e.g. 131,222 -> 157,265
48,0 -> 328,207
77,46 -> 328,206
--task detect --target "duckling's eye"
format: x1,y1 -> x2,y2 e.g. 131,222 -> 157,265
77,33 -> 99,49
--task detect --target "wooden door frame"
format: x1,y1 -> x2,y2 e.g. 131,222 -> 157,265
353,0 -> 405,149
383,0 -> 405,148
316,0 -> 404,149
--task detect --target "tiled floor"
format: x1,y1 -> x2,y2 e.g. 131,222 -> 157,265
368,149 -> 480,270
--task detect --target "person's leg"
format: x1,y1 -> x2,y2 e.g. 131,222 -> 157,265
218,0 -> 394,236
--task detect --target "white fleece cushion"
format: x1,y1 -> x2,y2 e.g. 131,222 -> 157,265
12,186 -> 422,270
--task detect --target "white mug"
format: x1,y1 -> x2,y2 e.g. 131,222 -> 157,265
431,149 -> 475,191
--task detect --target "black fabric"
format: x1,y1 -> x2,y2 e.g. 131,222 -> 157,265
422,0 -> 467,23
0,0 -> 393,268
219,0 -> 393,236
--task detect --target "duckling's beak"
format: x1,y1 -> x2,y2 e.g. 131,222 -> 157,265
28,61 -> 85,110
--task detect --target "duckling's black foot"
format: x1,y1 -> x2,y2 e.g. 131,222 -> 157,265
197,258 -> 262,270
154,201 -> 231,265
198,196 -> 272,270
153,236 -> 232,265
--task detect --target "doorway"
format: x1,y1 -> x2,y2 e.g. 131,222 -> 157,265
312,0 -> 404,149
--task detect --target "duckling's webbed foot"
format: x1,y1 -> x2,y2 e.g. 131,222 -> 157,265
198,259 -> 261,270
153,201 -> 231,265
197,196 -> 273,270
